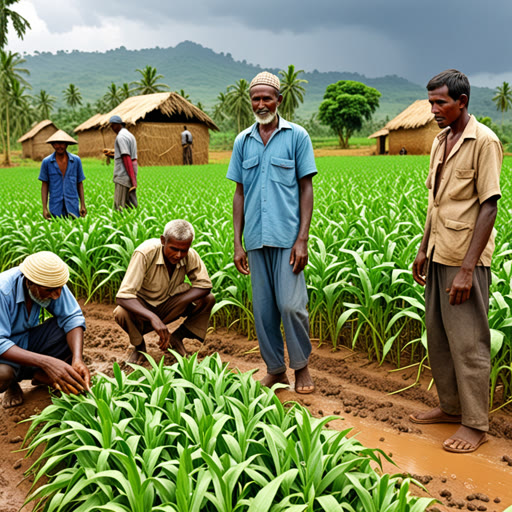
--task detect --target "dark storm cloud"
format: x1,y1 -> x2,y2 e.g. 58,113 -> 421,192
33,0 -> 511,82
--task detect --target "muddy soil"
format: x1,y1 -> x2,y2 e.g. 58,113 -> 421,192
1,302 -> 511,512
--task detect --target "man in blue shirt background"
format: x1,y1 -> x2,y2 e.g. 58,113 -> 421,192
0,252 -> 90,408
226,71 -> 317,394
39,130 -> 87,219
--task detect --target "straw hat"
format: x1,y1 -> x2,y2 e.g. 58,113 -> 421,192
250,71 -> 280,91
46,130 -> 77,145
19,251 -> 69,288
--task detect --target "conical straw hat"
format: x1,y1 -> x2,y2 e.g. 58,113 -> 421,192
46,130 -> 77,145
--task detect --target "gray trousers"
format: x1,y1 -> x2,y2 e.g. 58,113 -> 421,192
248,247 -> 311,374
114,183 -> 138,211
425,260 -> 491,431
114,292 -> 214,347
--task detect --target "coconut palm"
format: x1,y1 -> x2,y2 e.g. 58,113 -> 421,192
63,83 -> 83,109
132,65 -> 169,95
226,79 -> 253,133
212,91 -> 229,124
492,81 -> 512,128
103,82 -> 123,110
7,78 -> 32,139
34,89 -> 56,120
0,0 -> 31,49
278,65 -> 307,121
120,82 -> 132,101
176,88 -> 190,100
0,50 -> 30,164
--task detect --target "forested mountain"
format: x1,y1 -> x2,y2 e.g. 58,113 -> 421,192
23,41 -> 498,120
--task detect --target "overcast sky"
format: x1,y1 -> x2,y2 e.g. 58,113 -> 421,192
6,0 -> 512,88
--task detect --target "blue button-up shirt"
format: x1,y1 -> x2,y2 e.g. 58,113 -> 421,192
226,118 -> 317,251
0,268 -> 86,357
39,151 -> 86,217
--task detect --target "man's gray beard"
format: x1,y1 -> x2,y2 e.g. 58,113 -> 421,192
254,110 -> 278,125
28,287 -> 52,308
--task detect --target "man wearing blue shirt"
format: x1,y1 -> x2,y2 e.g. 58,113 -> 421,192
226,71 -> 317,394
0,252 -> 90,408
39,130 -> 87,219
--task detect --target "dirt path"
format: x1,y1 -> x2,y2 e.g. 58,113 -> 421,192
2,302 -> 511,511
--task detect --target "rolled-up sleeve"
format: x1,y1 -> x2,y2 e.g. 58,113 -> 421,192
46,286 -> 86,334
116,251 -> 146,299
186,251 -> 212,289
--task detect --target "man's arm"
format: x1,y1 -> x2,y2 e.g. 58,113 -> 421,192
290,175 -> 313,274
447,196 -> 499,305
412,217 -> 431,286
66,326 -> 90,389
233,182 -> 249,275
77,182 -> 87,217
122,154 -> 137,188
41,181 -> 51,220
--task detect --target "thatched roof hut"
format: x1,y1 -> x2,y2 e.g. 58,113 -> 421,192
17,120 -> 58,161
368,100 -> 440,155
75,93 -> 219,166
368,128 -> 389,155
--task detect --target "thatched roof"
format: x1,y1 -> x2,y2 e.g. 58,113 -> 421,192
385,100 -> 434,131
17,120 -> 57,143
74,92 -> 218,133
368,128 -> 389,139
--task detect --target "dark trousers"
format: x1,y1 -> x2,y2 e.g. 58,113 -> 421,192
425,260 -> 491,431
182,144 -> 193,165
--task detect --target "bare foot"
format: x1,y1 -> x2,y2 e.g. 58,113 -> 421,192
126,340 -> 147,364
443,425 -> 488,453
294,366 -> 315,394
169,333 -> 188,357
409,406 -> 461,424
260,372 -> 290,390
2,382 -> 24,409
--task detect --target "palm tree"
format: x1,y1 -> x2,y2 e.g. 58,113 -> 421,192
492,81 -> 512,128
7,78 -> 32,139
132,65 -> 169,95
120,82 -> 132,101
212,91 -> 229,124
226,79 -> 253,133
0,0 -> 31,49
34,89 -> 56,119
63,83 -> 82,109
278,65 -> 307,121
176,88 -> 190,100
103,82 -> 123,110
0,50 -> 30,164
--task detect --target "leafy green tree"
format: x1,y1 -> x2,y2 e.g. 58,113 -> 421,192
132,65 -> 169,95
0,50 -> 30,164
34,89 -> 56,119
0,0 -> 31,49
63,83 -> 83,109
103,82 -> 123,110
278,64 -> 307,121
492,81 -> 512,128
318,80 -> 381,148
226,79 -> 253,133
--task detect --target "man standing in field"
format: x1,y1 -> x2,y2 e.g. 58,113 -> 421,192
109,115 -> 138,210
0,252 -> 90,408
181,125 -> 193,165
114,219 -> 215,364
226,71 -> 316,394
410,70 -> 502,453
39,130 -> 87,219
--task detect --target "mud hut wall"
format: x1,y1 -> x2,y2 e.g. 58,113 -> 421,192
132,122 -> 209,167
388,121 -> 440,155
77,128 -> 116,159
22,125 -> 59,160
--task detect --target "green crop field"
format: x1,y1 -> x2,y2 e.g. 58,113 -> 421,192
1,155 -> 511,406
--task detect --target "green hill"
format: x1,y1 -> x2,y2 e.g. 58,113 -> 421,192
23,40 -> 501,121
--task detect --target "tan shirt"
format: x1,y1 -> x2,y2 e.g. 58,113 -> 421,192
116,238 -> 212,306
425,115 -> 502,266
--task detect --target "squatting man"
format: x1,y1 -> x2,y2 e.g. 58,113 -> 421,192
114,219 -> 215,363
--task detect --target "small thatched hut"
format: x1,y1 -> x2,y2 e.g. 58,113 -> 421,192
17,120 -> 58,161
74,93 -> 218,166
368,128 -> 389,155
369,100 -> 441,155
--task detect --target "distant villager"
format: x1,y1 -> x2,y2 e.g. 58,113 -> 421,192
181,125 -> 193,165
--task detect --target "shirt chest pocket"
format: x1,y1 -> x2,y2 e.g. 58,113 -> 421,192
270,157 -> 296,186
448,169 -> 476,200
242,156 -> 259,187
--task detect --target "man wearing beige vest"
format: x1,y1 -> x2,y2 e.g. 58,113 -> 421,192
410,70 -> 502,453
114,220 -> 215,363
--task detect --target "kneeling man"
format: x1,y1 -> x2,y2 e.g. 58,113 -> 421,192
0,252 -> 90,408
114,219 -> 215,363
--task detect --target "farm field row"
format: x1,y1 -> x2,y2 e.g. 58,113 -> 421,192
0,155 -> 511,405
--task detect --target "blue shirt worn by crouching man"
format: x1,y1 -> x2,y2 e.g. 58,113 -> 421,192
38,151 -> 86,218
